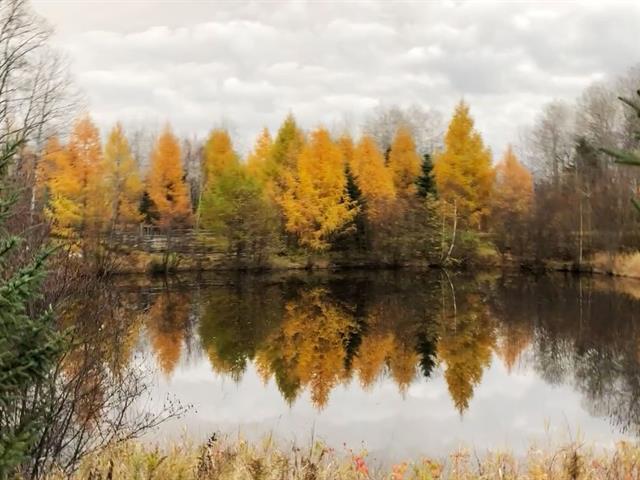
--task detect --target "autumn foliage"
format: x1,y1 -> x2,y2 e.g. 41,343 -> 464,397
434,101 -> 494,229
280,128 -> 356,251
39,104 -> 509,265
147,126 -> 192,229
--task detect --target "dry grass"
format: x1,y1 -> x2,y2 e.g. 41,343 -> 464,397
591,251 -> 640,279
44,436 -> 640,480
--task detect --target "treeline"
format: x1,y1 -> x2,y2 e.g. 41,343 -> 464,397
37,102 -> 534,268
516,67 -> 640,264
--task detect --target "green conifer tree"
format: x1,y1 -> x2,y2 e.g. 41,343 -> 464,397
600,89 -> 640,211
416,153 -> 437,198
0,141 -> 62,477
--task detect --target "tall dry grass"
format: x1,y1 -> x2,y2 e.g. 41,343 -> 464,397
45,436 -> 640,480
591,251 -> 640,279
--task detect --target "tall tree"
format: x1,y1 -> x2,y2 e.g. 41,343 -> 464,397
146,126 -> 192,229
200,166 -> 278,265
280,128 -> 356,251
202,129 -> 238,189
434,101 -> 494,229
0,141 -> 62,477
601,89 -> 640,211
267,114 -> 304,197
103,123 -> 143,229
246,127 -> 273,183
41,137 -> 77,238
490,146 -> 533,255
491,146 -> 533,218
388,127 -> 422,196
416,153 -> 436,198
45,115 -> 107,239
351,134 -> 396,217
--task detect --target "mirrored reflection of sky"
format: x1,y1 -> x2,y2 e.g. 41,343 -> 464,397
145,349 -> 630,462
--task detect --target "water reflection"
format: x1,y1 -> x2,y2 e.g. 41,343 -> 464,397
83,272 -> 640,442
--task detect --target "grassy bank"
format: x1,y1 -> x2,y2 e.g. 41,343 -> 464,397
46,437 -> 640,480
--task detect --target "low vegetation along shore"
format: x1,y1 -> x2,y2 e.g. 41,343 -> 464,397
48,437 -> 640,480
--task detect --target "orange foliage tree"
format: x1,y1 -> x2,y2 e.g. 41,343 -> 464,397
434,101 -> 494,229
246,127 -> 273,183
351,134 -> 396,218
104,123 -> 143,229
490,145 -> 533,254
44,115 -> 107,239
146,126 -> 192,229
388,127 -> 422,196
202,129 -> 239,189
280,128 -> 356,251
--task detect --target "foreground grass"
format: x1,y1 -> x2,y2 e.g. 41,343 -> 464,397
45,436 -> 640,480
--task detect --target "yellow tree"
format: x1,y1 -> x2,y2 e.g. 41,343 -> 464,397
337,133 -> 355,167
267,113 -> 304,197
69,115 -> 108,233
434,101 -> 494,229
388,127 -> 421,196
490,146 -> 533,254
280,128 -> 356,251
42,136 -> 79,238
247,127 -> 273,183
147,126 -> 192,229
352,134 -> 396,216
104,123 -> 143,229
492,145 -> 533,218
46,115 -> 107,238
202,128 -> 239,188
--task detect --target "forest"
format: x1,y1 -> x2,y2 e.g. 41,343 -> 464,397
26,68 -> 640,275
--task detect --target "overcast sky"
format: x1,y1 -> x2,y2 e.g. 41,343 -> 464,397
31,0 -> 640,156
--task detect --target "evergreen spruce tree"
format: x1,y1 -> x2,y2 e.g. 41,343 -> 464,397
0,141 -> 62,477
416,153 -> 436,198
343,163 -> 367,250
600,89 -> 640,211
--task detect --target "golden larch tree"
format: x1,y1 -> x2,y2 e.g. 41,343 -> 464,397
267,114 -> 304,196
280,127 -> 356,251
147,126 -> 192,229
104,123 -> 143,229
246,127 -> 273,183
434,100 -> 494,229
492,145 -> 533,217
337,133 -> 355,167
46,115 -> 107,238
352,135 -> 396,215
388,127 -> 421,196
42,136 -> 79,238
202,128 -> 239,188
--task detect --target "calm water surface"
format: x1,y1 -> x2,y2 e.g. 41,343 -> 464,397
93,271 -> 640,460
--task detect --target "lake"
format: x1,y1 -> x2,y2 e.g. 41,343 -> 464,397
83,270 -> 640,462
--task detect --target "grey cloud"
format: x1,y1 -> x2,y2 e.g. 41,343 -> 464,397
30,0 -> 640,156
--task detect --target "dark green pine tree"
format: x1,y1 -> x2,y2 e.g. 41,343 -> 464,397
0,141 -> 62,477
331,163 -> 368,252
416,153 -> 437,198
600,89 -> 640,211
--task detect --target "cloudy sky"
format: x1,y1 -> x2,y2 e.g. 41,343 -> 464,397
31,0 -> 640,156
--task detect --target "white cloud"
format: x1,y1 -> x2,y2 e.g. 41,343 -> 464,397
30,0 -> 640,156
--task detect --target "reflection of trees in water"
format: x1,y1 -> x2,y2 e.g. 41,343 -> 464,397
196,272 -> 453,409
255,288 -> 357,408
51,285 -> 180,476
437,290 -> 496,413
489,275 -> 640,435
123,271 -> 640,431
145,291 -> 192,378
